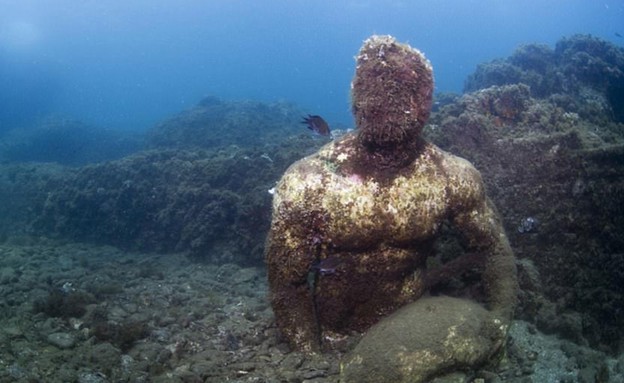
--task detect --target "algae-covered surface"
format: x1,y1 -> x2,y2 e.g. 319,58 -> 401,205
0,238 -> 622,383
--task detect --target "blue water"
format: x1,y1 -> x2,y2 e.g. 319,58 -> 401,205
1,0 -> 622,132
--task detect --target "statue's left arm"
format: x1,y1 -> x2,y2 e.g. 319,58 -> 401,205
449,163 -> 518,324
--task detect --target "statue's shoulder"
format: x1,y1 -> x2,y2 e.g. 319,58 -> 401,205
426,144 -> 482,181
317,133 -> 357,164
274,146 -> 331,207
426,144 -> 486,203
282,151 -> 327,184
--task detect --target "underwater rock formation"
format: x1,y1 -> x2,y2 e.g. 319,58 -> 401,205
31,140 -> 319,264
428,54 -> 624,352
147,96 -> 308,149
266,35 -> 517,381
0,163 -> 67,238
10,96 -> 327,263
465,34 -> 624,124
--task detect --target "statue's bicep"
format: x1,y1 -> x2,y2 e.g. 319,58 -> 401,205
453,197 -> 503,251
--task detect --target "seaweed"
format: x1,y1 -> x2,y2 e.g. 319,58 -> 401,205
33,289 -> 96,318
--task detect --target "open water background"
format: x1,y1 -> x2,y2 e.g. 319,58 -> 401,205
1,0 -> 622,132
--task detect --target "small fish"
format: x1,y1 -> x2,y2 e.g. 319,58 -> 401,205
307,255 -> 344,294
616,32 -> 622,38
301,114 -> 331,137
311,256 -> 344,276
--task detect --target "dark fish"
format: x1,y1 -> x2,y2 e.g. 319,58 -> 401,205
301,114 -> 331,137
616,32 -> 622,38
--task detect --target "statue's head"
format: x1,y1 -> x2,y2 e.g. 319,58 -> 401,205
351,35 -> 434,151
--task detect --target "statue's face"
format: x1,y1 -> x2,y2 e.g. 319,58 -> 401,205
351,36 -> 434,150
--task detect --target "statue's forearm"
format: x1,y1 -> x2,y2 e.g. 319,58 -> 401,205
266,238 -> 321,351
269,281 -> 320,352
483,233 -> 517,322
456,198 -> 518,323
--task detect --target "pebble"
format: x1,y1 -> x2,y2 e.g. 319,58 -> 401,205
77,372 -> 108,383
0,266 -> 17,284
47,332 -> 76,349
232,267 -> 259,284
302,369 -> 326,379
121,354 -> 135,372
7,363 -> 26,379
4,325 -> 23,338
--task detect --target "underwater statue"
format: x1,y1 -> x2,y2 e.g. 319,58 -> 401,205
266,35 -> 518,382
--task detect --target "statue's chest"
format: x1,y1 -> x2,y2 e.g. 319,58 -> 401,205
321,174 -> 448,247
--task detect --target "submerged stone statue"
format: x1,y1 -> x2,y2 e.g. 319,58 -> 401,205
266,35 -> 517,381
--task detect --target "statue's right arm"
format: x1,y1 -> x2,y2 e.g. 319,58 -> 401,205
265,170 -> 322,352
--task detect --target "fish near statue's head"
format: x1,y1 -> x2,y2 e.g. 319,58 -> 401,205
302,114 -> 331,137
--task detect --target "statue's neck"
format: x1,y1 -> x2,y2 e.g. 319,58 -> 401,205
349,137 -> 427,182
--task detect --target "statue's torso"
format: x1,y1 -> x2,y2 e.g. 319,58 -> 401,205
270,138 -> 488,336
281,140 -> 460,250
